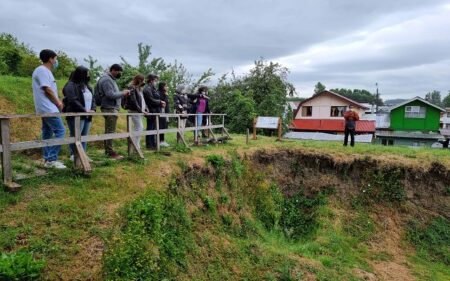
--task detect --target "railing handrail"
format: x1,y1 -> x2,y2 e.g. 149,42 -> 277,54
0,112 -> 226,119
0,112 -> 231,191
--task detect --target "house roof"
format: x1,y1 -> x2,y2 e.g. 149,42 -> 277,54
375,130 -> 444,140
297,90 -> 369,110
290,119 -> 376,133
389,97 -> 446,112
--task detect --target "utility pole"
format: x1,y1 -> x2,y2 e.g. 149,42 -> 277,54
375,82 -> 379,113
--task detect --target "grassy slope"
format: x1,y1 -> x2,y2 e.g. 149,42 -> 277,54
0,75 -> 449,280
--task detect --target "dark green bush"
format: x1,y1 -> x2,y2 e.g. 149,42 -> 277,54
406,216 -> 450,265
0,251 -> 45,280
280,191 -> 327,240
206,154 -> 226,169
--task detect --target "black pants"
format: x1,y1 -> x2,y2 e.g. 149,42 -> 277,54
344,127 -> 355,147
159,116 -> 167,142
146,116 -> 156,148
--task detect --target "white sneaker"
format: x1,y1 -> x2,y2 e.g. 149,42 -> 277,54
70,155 -> 93,162
44,160 -> 67,169
160,142 -> 170,147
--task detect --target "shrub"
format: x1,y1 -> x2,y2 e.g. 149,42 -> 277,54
254,184 -> 283,230
0,251 -> 45,280
406,216 -> 450,265
103,190 -> 193,279
280,191 -> 327,240
206,154 -> 226,169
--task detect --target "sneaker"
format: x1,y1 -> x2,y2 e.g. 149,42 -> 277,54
160,141 -> 170,147
44,160 -> 67,169
108,152 -> 124,160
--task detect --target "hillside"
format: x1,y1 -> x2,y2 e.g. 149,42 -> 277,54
0,75 -> 449,280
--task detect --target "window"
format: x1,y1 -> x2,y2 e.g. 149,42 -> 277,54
330,106 -> 346,117
405,106 -> 426,118
301,106 -> 312,117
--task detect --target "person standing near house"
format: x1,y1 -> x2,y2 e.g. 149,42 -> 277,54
62,66 -> 95,161
95,64 -> 130,159
343,105 -> 359,147
143,74 -> 165,149
32,49 -> 67,169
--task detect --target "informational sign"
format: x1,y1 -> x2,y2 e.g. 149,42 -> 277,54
255,117 -> 280,129
252,116 -> 282,141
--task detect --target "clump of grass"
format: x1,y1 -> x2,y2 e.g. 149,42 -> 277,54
406,216 -> 450,265
206,154 -> 226,169
0,251 -> 45,280
102,190 -> 193,280
356,169 -> 405,206
343,211 -> 376,242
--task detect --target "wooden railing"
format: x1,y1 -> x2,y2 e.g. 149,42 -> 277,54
0,112 -> 230,190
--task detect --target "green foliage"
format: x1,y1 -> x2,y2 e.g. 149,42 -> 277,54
210,59 -> 295,133
206,154 -> 226,169
330,87 -> 383,105
52,51 -> 77,79
103,190 -> 193,280
442,91 -> 450,108
0,251 -> 45,280
406,216 -> 450,265
254,184 -> 283,230
83,55 -> 104,82
314,82 -> 326,94
425,90 -> 443,107
280,190 -> 327,240
356,169 -> 405,205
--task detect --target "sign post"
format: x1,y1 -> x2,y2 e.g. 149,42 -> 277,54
252,116 -> 282,141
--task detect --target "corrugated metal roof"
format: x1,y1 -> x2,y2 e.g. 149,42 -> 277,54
290,119 -> 375,133
389,97 -> 446,112
284,132 -> 373,143
375,130 -> 444,139
440,129 -> 450,136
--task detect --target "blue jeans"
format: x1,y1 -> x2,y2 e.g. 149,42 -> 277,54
42,117 -> 66,162
67,117 -> 92,155
195,114 -> 204,138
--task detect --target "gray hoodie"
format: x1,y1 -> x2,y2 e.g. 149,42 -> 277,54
97,73 -> 122,110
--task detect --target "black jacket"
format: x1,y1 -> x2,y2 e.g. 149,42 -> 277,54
191,95 -> 210,114
159,92 -> 170,114
125,86 -> 145,113
62,81 -> 96,120
143,84 -> 162,113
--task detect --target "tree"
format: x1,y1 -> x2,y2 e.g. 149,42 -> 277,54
314,82 -> 326,94
443,91 -> 450,108
425,90 -> 442,107
83,55 -> 104,82
330,88 -> 383,105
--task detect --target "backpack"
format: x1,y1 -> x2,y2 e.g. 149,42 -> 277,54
121,86 -> 136,110
93,76 -> 106,106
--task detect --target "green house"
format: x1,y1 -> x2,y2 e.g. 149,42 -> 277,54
376,97 -> 445,147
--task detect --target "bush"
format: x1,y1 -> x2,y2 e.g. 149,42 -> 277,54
103,190 -> 193,280
254,183 -> 283,230
280,191 -> 327,240
406,216 -> 450,265
0,251 -> 45,280
206,154 -> 226,169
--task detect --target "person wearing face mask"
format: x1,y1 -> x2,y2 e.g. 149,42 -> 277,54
32,49 -> 67,169
125,74 -> 147,150
62,66 -> 96,161
94,64 -> 130,159
143,74 -> 164,149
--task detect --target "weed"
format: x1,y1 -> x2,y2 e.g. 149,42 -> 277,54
206,154 -> 226,169
0,251 -> 45,280
343,212 -> 376,242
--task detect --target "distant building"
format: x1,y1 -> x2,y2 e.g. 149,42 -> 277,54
375,97 -> 445,147
290,90 -> 376,135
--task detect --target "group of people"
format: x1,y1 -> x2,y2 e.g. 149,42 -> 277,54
32,49 -> 210,169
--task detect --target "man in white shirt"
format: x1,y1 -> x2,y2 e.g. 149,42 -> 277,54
32,49 -> 66,169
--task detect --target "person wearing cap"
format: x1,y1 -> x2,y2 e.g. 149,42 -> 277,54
343,105 -> 360,147
94,64 -> 130,159
32,49 -> 67,169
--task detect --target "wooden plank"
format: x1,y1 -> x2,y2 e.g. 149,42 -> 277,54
156,116 -> 160,151
1,119 -> 21,190
0,144 -> 2,153
74,141 -> 92,174
11,137 -> 76,151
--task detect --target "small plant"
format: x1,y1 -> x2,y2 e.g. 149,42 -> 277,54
206,154 -> 226,169
0,251 -> 45,280
343,212 -> 376,242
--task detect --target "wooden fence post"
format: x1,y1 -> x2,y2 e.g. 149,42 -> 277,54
156,115 -> 160,151
252,117 -> 257,140
73,116 -> 92,174
1,119 -> 21,191
194,114 -> 199,145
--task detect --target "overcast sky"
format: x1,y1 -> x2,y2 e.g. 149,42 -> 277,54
1,0 -> 450,100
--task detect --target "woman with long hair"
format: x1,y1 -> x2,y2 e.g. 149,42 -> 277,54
62,66 -> 95,161
158,81 -> 170,147
124,74 -> 147,149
